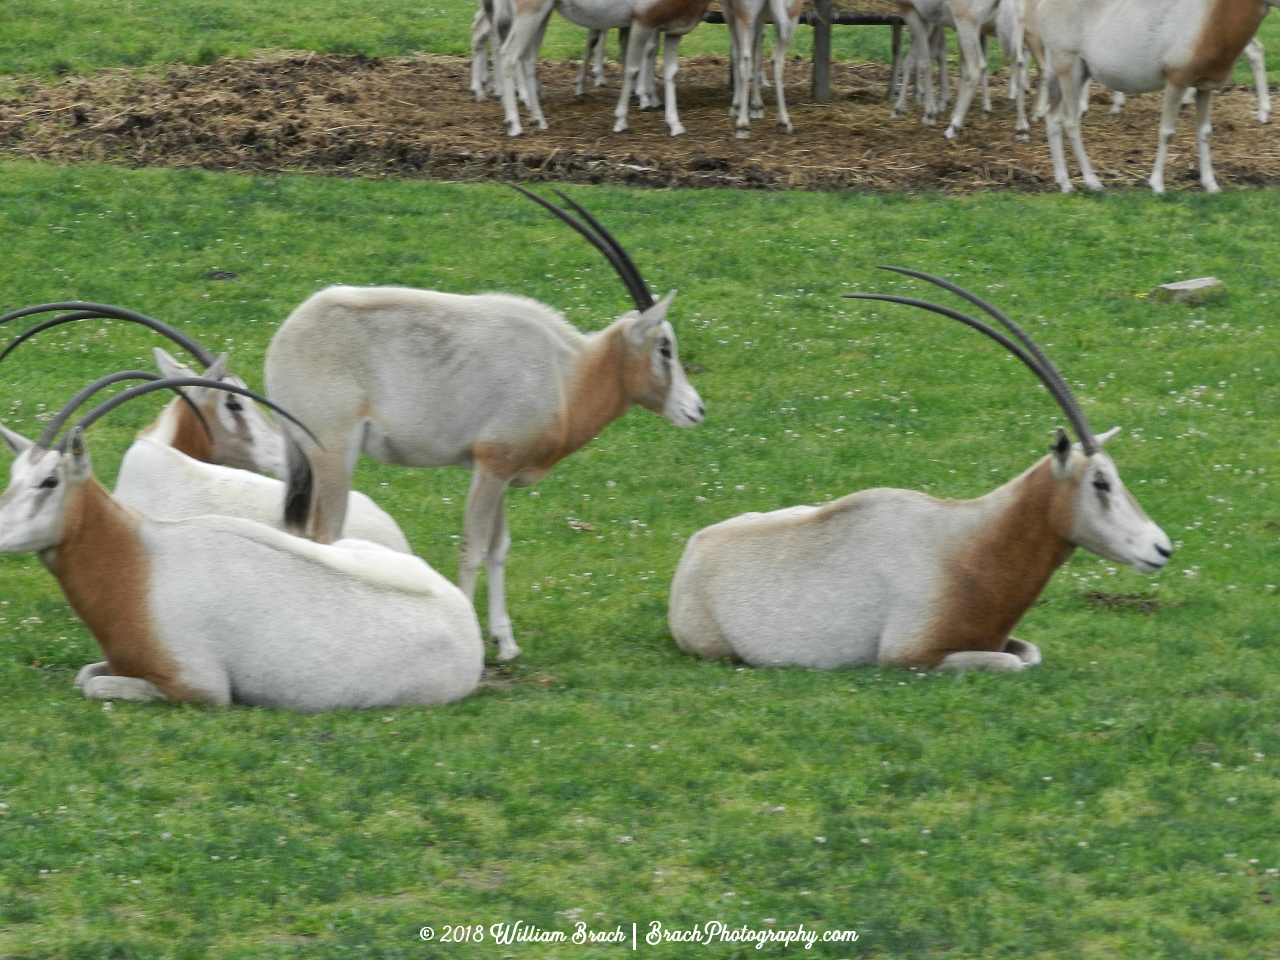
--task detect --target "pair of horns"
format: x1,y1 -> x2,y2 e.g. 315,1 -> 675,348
0,302 -> 217,370
511,185 -> 656,311
37,373 -> 320,453
844,267 -> 1099,456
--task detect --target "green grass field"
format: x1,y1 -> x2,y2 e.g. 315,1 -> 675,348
0,161 -> 1277,957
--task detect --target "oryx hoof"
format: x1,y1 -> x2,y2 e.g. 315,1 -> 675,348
944,124 -> 959,139
506,122 -> 524,137
1203,178 -> 1221,194
1015,131 -> 1030,142
890,108 -> 904,119
735,127 -> 750,140
1058,179 -> 1075,194
1258,109 -> 1270,124
922,114 -> 937,127
535,119 -> 548,130
613,118 -> 629,133
778,121 -> 793,134
669,123 -> 686,137
1083,177 -> 1104,192
495,638 -> 522,662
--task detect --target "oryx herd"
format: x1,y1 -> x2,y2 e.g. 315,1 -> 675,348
0,189 -> 1172,712
471,0 -> 1274,194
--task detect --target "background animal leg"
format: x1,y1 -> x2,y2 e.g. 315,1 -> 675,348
893,15 -> 936,123
575,30 -> 601,96
1110,90 -> 1125,113
727,2 -> 756,137
498,14 -> 548,135
930,26 -> 949,111
593,28 -> 609,87
485,503 -> 519,660
1244,38 -> 1269,122
935,651 -> 1028,673
1195,87 -> 1219,194
639,32 -> 661,108
1002,638 -> 1042,666
768,0 -> 799,133
83,675 -> 169,702
74,661 -> 110,690
979,32 -> 991,113
1148,82 -> 1187,193
459,467 -> 508,608
661,33 -> 686,135
1060,63 -> 1102,191
943,18 -> 986,138
1045,92 -> 1073,191
614,23 -> 655,132
470,9 -> 493,101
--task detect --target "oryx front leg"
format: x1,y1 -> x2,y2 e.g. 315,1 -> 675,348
74,661 -> 110,690
1194,87 -> 1219,194
943,18 -> 986,139
498,14 -> 549,135
1002,637 -> 1042,667
82,675 -> 170,702
1149,82 -> 1187,194
768,0 -> 800,134
459,468 -> 516,658
1244,38 -> 1269,123
935,651 -> 1029,673
485,501 -> 519,661
661,33 -> 686,135
614,24 -> 657,132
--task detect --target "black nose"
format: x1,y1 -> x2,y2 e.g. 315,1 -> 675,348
1155,544 -> 1171,559
696,404 -> 705,418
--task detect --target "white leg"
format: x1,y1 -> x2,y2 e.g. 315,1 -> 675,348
614,22 -> 645,132
750,17 -> 766,118
768,3 -> 799,134
935,651 -> 1028,673
640,32 -> 660,108
1012,50 -> 1030,140
1002,638 -> 1042,667
575,30 -> 598,97
727,0 -> 755,138
1061,61 -> 1102,190
1195,87 -> 1219,193
1078,76 -> 1091,114
1149,82 -> 1186,193
498,16 -> 545,136
1110,90 -> 1125,113
470,10 -> 492,101
74,661 -> 110,690
1181,87 -> 1195,106
943,17 -> 986,138
894,15 -> 936,123
486,503 -> 519,661
932,26 -> 949,111
593,28 -> 608,87
979,33 -> 991,113
83,675 -> 169,702
661,33 -> 685,135
1244,37 -> 1269,123
459,468 -> 509,603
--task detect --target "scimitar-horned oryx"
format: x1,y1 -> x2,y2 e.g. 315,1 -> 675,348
0,304 -> 410,550
0,379 -> 482,709
1034,0 -> 1278,193
265,187 -> 704,661
669,268 -> 1171,673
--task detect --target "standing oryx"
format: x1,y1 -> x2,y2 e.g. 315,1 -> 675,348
668,268 -> 1171,673
0,379 -> 483,710
265,188 -> 704,661
0,303 -> 411,550
1034,0 -> 1277,193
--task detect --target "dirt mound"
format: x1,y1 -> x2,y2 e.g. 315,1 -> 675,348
1,52 -> 1276,192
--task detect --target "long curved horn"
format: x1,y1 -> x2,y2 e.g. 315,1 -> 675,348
874,267 -> 1098,454
0,302 -> 216,368
844,290 -> 1098,454
67,378 -> 322,452
510,185 -> 656,310
34,371 -> 211,450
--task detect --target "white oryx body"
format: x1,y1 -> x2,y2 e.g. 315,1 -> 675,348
497,0 -> 709,136
266,287 -> 703,661
1034,0 -> 1276,193
0,424 -> 482,711
670,436 -> 1170,671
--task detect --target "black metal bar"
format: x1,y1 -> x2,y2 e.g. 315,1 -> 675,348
702,10 -> 903,25
811,0 -> 833,103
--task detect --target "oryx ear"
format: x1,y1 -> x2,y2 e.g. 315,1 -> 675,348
626,290 -> 676,345
0,423 -> 33,456
1096,426 -> 1121,446
153,346 -> 192,380
66,427 -> 92,482
204,352 -> 229,381
1050,427 -> 1072,474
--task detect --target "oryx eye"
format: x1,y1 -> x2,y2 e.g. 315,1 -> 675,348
659,339 -> 673,360
226,398 -> 244,413
1092,477 -> 1111,493
38,475 -> 58,490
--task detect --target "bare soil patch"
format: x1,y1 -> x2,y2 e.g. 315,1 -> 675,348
1,52 -> 1277,192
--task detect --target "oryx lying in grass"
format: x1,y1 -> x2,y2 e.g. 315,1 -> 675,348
0,304 -> 410,550
668,268 -> 1171,673
1101,38 -> 1270,124
0,379 -> 483,709
265,187 -> 704,661
1034,0 -> 1276,193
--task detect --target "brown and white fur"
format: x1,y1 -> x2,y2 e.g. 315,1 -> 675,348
0,420 -> 482,711
670,428 -> 1170,672
1034,0 -> 1278,193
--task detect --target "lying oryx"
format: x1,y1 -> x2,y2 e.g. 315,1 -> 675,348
0,304 -> 410,551
1034,0 -> 1276,193
668,268 -> 1171,673
265,187 -> 704,661
0,379 -> 483,709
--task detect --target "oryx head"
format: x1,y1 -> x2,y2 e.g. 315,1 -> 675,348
0,302 -> 285,476
153,348 -> 285,475
847,267 -> 1172,575
512,185 -> 705,428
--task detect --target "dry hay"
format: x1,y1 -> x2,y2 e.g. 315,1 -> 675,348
1,52 -> 1277,192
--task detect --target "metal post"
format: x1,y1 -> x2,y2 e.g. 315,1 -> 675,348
812,0 -> 833,102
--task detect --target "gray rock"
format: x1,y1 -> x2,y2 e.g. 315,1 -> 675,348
1151,277 -> 1227,305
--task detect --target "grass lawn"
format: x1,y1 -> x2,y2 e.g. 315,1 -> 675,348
0,160 -> 1277,956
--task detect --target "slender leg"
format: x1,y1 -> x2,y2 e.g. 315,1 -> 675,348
74,661 -> 110,690
943,17 -> 986,138
935,651 -> 1029,673
471,9 -> 492,101
1061,60 -> 1102,190
1195,87 -> 1219,194
575,30 -> 598,97
1149,81 -> 1187,193
486,502 -> 519,660
640,32 -> 660,108
1002,638 -> 1042,666
594,28 -> 609,87
661,33 -> 686,135
768,1 -> 801,134
889,22 -> 905,101
615,23 -> 656,131
933,26 -> 949,111
1244,37 -> 1269,123
979,32 -> 991,113
1110,90 -> 1125,113
893,14 -> 936,123
727,0 -> 756,137
751,17 -> 766,118
497,8 -> 552,135
83,675 -> 169,702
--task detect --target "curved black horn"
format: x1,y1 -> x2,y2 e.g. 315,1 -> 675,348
511,185 -> 655,311
0,302 -> 216,368
843,291 -> 1098,453
67,378 -> 323,452
35,371 -> 210,450
874,267 -> 1098,454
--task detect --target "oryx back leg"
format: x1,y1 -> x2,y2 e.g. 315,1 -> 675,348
614,22 -> 656,131
768,0 -> 802,133
726,0 -> 756,136
1194,86 -> 1219,193
83,675 -> 170,702
943,16 -> 987,138
751,16 -> 767,113
935,651 -> 1029,673
1061,59 -> 1102,190
1244,37 -> 1269,122
459,465 -> 511,622
485,499 -> 519,660
1149,81 -> 1187,193
661,32 -> 686,135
